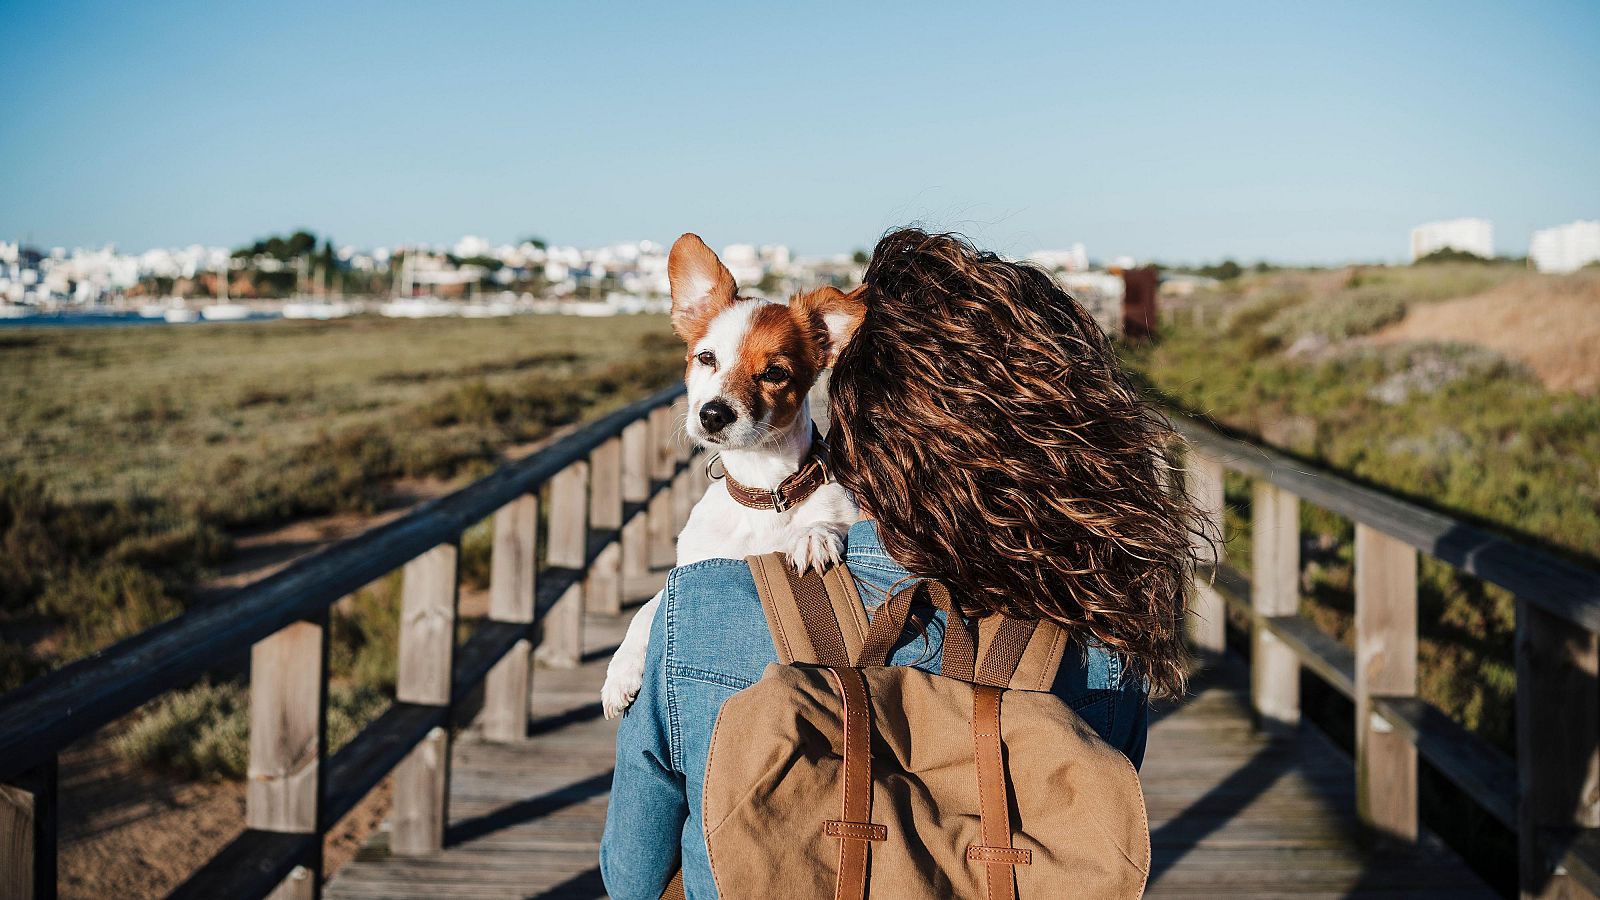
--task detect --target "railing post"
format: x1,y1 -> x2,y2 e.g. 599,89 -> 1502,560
1517,601 -> 1600,899
587,437 -> 624,616
1185,450 -> 1226,656
247,613 -> 328,900
392,543 -> 459,856
482,494 -> 538,743
535,461 -> 588,669
1251,481 -> 1300,734
1,759 -> 57,900
671,397 -> 695,532
647,404 -> 677,569
621,419 -> 652,601
1354,524 -> 1418,844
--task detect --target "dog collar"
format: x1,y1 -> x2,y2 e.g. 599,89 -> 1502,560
707,429 -> 832,513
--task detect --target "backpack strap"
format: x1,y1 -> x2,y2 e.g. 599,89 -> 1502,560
976,615 -> 1071,692
747,553 -> 871,666
969,686 -> 1029,899
746,551 -> 1070,690
822,666 -> 882,900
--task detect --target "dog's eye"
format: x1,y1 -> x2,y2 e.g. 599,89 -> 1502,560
758,365 -> 789,384
696,351 -> 716,367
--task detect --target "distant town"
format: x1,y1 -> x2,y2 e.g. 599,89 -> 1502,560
1,217 -> 1596,328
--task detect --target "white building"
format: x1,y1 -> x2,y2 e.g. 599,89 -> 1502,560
1409,218 -> 1494,261
1027,244 -> 1089,273
1529,220 -> 1600,273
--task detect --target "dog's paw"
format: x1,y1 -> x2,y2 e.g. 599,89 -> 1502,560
784,523 -> 846,574
601,655 -> 646,720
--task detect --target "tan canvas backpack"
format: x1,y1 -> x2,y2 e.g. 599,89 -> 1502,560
681,553 -> 1150,900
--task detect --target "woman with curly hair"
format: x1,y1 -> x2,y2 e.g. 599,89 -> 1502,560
602,228 -> 1208,899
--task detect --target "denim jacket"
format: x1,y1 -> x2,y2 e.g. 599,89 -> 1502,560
600,520 -> 1148,900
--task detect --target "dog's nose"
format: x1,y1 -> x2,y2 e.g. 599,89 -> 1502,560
699,400 -> 735,434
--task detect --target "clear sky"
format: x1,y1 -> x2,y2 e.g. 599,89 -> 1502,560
3,0 -> 1597,264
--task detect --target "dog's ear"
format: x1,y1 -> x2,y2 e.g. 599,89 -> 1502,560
667,233 -> 737,342
790,284 -> 866,367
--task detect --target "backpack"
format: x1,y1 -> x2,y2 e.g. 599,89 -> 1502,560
684,552 -> 1150,900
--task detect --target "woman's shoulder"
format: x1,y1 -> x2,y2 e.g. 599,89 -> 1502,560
658,558 -> 778,685
660,558 -> 764,630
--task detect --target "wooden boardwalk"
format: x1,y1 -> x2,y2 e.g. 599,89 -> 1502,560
327,612 -> 1496,900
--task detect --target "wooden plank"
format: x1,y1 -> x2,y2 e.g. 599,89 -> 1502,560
1517,601 -> 1600,899
248,618 -> 328,835
647,405 -> 677,568
535,463 -> 588,669
169,829 -> 316,900
586,438 -> 624,616
397,544 -> 459,707
1354,524 -> 1418,843
621,419 -> 653,592
1558,829 -> 1600,898
1372,696 -> 1517,829
649,404 -> 677,481
647,488 -> 676,570
1264,615 -> 1355,700
246,616 -> 328,899
393,543 -> 459,857
0,760 -> 55,900
1251,481 -> 1301,734
482,495 -> 537,743
1172,414 -> 1600,633
672,466 -> 693,535
488,495 -> 538,624
323,702 -> 447,825
1186,450 -> 1227,655
392,727 -> 450,856
586,541 -> 622,617
0,382 -> 685,781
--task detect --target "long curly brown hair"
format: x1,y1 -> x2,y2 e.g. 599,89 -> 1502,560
829,228 -> 1210,699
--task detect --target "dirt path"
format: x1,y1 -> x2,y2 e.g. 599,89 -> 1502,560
1370,270 -> 1600,394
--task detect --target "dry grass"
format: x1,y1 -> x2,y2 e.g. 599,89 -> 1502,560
1370,270 -> 1600,394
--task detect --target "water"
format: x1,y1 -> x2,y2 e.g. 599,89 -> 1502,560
0,310 -> 283,329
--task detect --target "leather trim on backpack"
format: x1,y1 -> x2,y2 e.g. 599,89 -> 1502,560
824,666 -> 878,900
971,685 -> 1023,900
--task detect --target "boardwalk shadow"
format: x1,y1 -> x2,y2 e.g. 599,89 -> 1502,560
529,701 -> 606,736
524,866 -> 607,899
445,769 -> 614,846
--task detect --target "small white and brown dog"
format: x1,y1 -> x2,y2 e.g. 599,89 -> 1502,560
600,233 -> 864,719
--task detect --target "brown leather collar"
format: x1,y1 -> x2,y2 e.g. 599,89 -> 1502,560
709,430 -> 831,513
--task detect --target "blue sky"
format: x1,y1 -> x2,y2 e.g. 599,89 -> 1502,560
2,0 -> 1597,263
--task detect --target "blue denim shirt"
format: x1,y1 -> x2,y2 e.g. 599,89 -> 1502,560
600,520 -> 1148,900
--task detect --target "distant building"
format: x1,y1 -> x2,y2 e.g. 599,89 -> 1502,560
1529,220 -> 1600,273
1409,218 -> 1494,261
1027,244 -> 1089,273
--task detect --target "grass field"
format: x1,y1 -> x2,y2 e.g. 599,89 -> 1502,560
0,314 -> 683,692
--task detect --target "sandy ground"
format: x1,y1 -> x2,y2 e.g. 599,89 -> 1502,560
56,429 -> 574,898
1370,270 -> 1600,394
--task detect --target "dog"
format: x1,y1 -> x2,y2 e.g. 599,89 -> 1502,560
600,233 -> 864,719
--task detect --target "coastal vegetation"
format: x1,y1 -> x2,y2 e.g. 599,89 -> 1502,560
0,314 -> 683,705
1123,263 -> 1600,753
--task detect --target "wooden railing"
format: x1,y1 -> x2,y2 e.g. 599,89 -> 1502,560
0,383 -> 704,900
1178,413 -> 1600,900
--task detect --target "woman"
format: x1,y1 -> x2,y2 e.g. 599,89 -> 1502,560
601,228 -> 1205,899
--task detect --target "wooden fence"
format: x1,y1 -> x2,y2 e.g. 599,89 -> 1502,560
0,383 -> 701,900
1178,414 -> 1600,900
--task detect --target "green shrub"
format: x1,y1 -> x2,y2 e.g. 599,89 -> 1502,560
114,677 -> 394,780
115,680 -> 250,781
